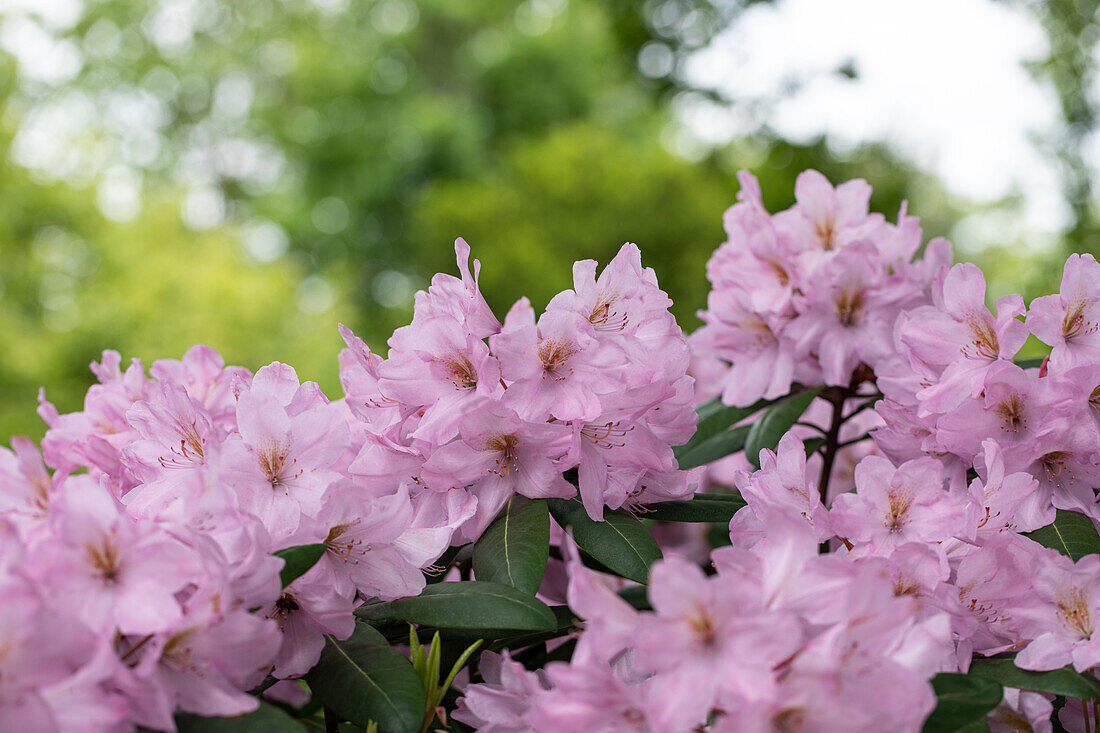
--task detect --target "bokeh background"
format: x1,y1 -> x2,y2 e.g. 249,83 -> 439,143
0,0 -> 1097,440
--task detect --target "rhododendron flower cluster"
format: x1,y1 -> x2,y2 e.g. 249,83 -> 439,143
339,240 -> 697,535
456,174 -> 1100,733
0,241 -> 697,731
691,169 -> 950,406
7,169 -> 1100,733
457,516 -> 952,732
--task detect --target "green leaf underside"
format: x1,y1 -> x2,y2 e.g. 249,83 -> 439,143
922,673 -> 1003,733
743,386 -> 826,467
968,658 -> 1100,700
547,497 -> 662,584
472,497 -> 550,595
355,581 -> 557,631
176,702 -> 308,732
1024,510 -> 1100,562
273,544 -> 328,588
640,493 -> 747,522
303,624 -> 424,733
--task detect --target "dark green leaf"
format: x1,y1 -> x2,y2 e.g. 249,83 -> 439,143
922,673 -> 1003,733
273,544 -> 327,588
304,624 -> 424,733
673,393 -> 779,469
616,585 -> 652,610
176,702 -> 308,732
472,497 -> 549,595
640,492 -> 746,523
483,605 -> 578,653
803,437 -> 826,457
674,425 -> 751,470
691,394 -> 778,445
355,581 -> 557,631
968,658 -> 1100,700
1025,510 -> 1100,561
684,490 -> 743,502
743,387 -> 824,467
547,497 -> 662,584
298,722 -> 366,733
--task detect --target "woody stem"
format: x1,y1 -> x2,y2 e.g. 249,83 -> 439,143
816,388 -> 847,510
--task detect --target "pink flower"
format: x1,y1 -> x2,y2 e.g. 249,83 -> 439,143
1028,253 -> 1100,371
491,299 -> 610,422
221,363 -> 349,537
378,312 -> 504,444
0,436 -> 59,535
528,661 -> 670,732
32,485 -> 202,635
417,237 -> 501,338
734,433 -> 832,542
309,482 -> 445,602
774,169 -> 884,255
692,288 -> 795,406
967,439 -> 1051,536
830,456 -> 967,555
785,244 -> 895,386
546,243 -> 686,379
0,522 -> 103,733
632,556 -> 803,716
452,651 -> 549,733
118,588 -> 280,722
422,400 -> 573,541
570,384 -> 678,520
124,383 -> 219,480
899,263 -> 1028,416
259,562 -> 357,679
1012,549 -> 1100,672
39,351 -> 152,484
147,344 -> 251,430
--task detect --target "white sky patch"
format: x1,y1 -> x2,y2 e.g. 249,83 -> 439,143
0,0 -> 81,29
683,0 -> 1068,242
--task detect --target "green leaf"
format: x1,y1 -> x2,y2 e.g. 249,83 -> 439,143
803,436 -> 826,457
640,492 -> 746,523
922,673 -> 1003,733
472,497 -> 550,595
674,425 -> 751,470
355,581 -> 557,631
176,702 -> 308,732
304,624 -> 424,733
438,639 -> 483,706
968,657 -> 1100,700
743,387 -> 825,468
952,721 -> 991,733
616,585 -> 652,611
482,605 -> 578,653
273,544 -> 327,588
1024,510 -> 1100,562
688,394 -> 779,446
547,497 -> 662,584
1014,357 -> 1046,370
673,393 -> 779,469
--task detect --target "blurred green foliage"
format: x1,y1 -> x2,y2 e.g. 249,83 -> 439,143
0,0 -> 1086,441
413,125 -> 959,329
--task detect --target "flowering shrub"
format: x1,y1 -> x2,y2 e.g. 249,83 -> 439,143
5,171 -> 1100,732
